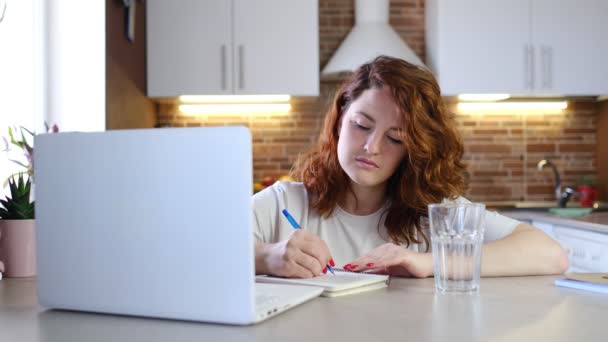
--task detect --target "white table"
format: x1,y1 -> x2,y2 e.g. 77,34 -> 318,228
1,276 -> 606,342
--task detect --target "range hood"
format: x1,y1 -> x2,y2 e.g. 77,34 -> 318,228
321,0 -> 426,78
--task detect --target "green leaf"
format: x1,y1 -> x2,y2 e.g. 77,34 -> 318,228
8,126 -> 15,142
8,177 -> 17,194
0,173 -> 34,219
20,129 -> 27,145
24,178 -> 31,194
19,127 -> 34,152
3,172 -> 26,188
21,126 -> 34,137
8,127 -> 24,149
18,174 -> 24,190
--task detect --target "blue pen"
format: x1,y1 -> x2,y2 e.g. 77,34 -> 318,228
281,209 -> 335,275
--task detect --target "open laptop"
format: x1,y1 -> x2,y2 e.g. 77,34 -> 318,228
34,126 -> 322,325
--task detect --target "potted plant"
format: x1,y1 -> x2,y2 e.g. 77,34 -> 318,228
0,124 -> 58,279
0,173 -> 35,277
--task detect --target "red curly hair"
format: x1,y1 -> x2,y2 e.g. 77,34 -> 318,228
291,56 -> 467,250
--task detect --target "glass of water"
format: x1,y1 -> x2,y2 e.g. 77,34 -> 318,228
428,203 -> 485,293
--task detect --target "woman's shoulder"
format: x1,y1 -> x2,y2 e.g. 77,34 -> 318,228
253,181 -> 309,207
255,180 -> 306,196
273,180 -> 307,194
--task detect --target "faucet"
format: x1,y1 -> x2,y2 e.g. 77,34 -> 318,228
537,159 -> 575,208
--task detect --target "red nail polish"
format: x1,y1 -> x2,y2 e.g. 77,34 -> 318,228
323,267 -> 327,274
343,264 -> 352,270
366,263 -> 374,267
330,258 -> 336,267
351,264 -> 358,269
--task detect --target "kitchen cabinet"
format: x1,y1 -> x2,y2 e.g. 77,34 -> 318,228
425,0 -> 608,96
147,0 -> 319,97
531,219 -> 608,272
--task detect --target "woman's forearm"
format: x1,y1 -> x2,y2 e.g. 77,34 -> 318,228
480,223 -> 569,277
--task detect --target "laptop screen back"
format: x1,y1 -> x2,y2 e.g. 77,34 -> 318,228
35,126 -> 255,323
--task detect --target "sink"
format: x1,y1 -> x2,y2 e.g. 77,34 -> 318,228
487,201 -> 561,210
547,208 -> 593,217
489,201 -> 608,217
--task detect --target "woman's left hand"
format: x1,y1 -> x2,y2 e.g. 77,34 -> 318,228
344,243 -> 433,278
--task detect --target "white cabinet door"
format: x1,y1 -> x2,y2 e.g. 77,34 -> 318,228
427,0 -> 530,95
147,0 -> 233,96
532,219 -> 608,272
147,0 -> 319,97
233,0 -> 318,95
552,225 -> 608,272
532,0 -> 608,95
427,0 -> 608,96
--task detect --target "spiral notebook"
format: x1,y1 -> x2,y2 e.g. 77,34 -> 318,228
554,273 -> 608,294
256,269 -> 390,297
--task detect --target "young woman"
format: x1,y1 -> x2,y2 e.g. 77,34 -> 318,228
253,56 -> 568,279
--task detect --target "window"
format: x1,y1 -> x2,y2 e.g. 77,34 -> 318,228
0,0 -> 44,193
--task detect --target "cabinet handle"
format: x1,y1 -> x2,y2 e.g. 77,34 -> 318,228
524,45 -> 534,89
547,46 -> 553,89
541,46 -> 548,88
238,44 -> 244,90
529,45 -> 535,89
221,45 -> 227,91
524,45 -> 529,89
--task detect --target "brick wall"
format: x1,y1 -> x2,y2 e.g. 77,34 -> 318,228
453,100 -> 597,202
157,0 -> 599,203
158,83 -> 338,183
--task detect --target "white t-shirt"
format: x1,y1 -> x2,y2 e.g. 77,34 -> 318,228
253,181 -> 521,265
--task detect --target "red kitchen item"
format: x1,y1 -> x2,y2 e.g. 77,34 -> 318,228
577,185 -> 599,208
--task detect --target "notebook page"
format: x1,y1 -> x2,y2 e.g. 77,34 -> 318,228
256,270 -> 389,292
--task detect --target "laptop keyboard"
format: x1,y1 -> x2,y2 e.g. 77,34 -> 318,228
256,294 -> 281,307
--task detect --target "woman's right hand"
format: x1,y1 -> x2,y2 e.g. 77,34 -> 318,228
256,230 -> 334,278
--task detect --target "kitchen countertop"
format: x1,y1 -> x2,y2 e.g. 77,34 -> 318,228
498,210 -> 608,234
485,200 -> 608,209
1,276 -> 607,342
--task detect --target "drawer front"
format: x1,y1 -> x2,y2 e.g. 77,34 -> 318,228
553,226 -> 608,272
